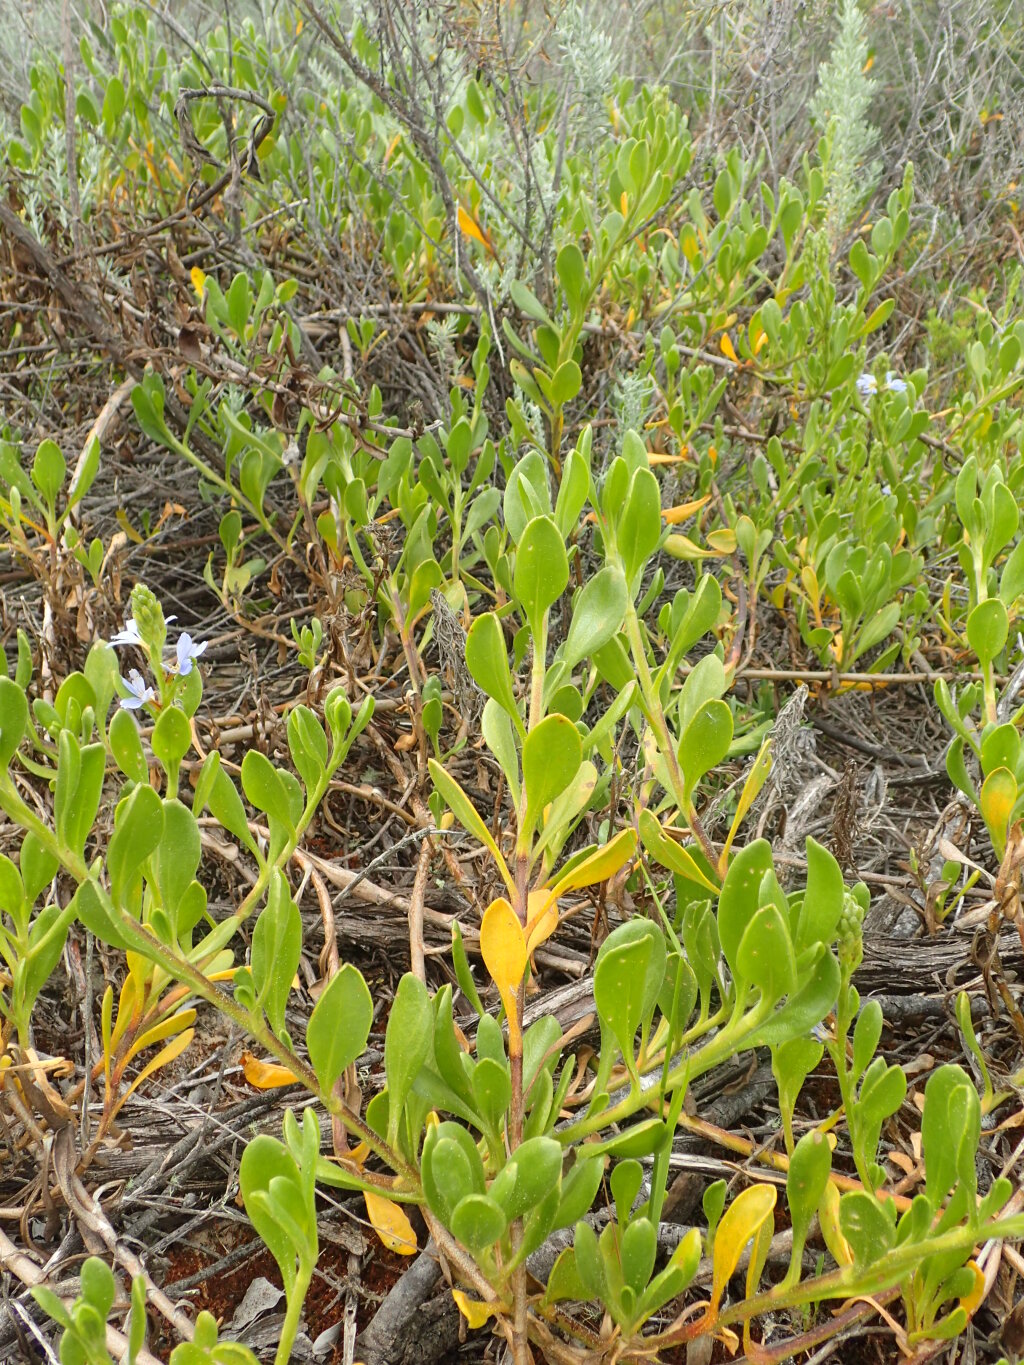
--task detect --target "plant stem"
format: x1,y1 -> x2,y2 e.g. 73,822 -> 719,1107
275,1262 -> 313,1365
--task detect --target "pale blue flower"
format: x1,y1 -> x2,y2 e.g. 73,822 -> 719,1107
120,669 -> 156,710
109,618 -> 142,648
885,371 -> 908,393
856,372 -> 878,398
109,614 -> 176,648
174,632 -> 208,676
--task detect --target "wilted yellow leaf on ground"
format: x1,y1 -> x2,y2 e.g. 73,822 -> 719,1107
364,1190 -> 418,1255
241,1052 -> 300,1089
452,1289 -> 497,1328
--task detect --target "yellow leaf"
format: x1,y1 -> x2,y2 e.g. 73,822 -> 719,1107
980,767 -> 1017,857
800,565 -> 820,603
452,1289 -> 497,1328
117,1029 -> 195,1111
706,528 -> 737,554
457,203 -> 494,256
127,1008 -> 197,1065
109,970 -> 140,1052
663,494 -> 711,524
711,1184 -> 777,1313
720,333 -> 738,364
547,828 -> 637,903
525,889 -> 559,957
721,740 -> 772,870
480,897 -> 527,1054
241,1052 -> 301,1090
620,191 -> 629,216
958,1259 -> 985,1317
640,814 -> 719,893
681,226 -> 700,264
664,534 -> 713,561
190,266 -> 206,298
384,132 -> 400,164
818,1179 -> 852,1267
364,1191 -> 418,1255
648,450 -> 689,465
862,53 -> 874,74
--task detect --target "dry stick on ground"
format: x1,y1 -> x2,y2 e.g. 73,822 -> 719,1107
52,1126 -> 196,1343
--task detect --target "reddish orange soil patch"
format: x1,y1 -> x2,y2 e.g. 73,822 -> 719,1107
157,1224 -> 410,1362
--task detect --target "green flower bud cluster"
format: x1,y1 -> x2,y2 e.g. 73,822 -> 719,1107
129,583 -> 168,662
837,884 -> 868,972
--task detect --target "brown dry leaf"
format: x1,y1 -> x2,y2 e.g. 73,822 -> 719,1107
177,323 -> 203,365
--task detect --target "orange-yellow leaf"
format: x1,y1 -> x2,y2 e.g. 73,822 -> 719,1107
457,203 -> 494,256
365,1191 -> 418,1255
663,494 -> 711,524
720,332 -> 738,364
241,1052 -> 301,1090
620,191 -> 629,216
648,450 -> 689,465
384,132 -> 400,164
958,1259 -> 985,1317
452,1289 -> 497,1328
480,897 -> 527,1053
711,1184 -> 777,1313
190,266 -> 206,298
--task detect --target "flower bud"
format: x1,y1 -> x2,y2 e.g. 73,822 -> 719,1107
837,888 -> 865,972
129,584 -> 167,659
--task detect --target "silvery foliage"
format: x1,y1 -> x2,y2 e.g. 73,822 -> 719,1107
809,0 -> 881,246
